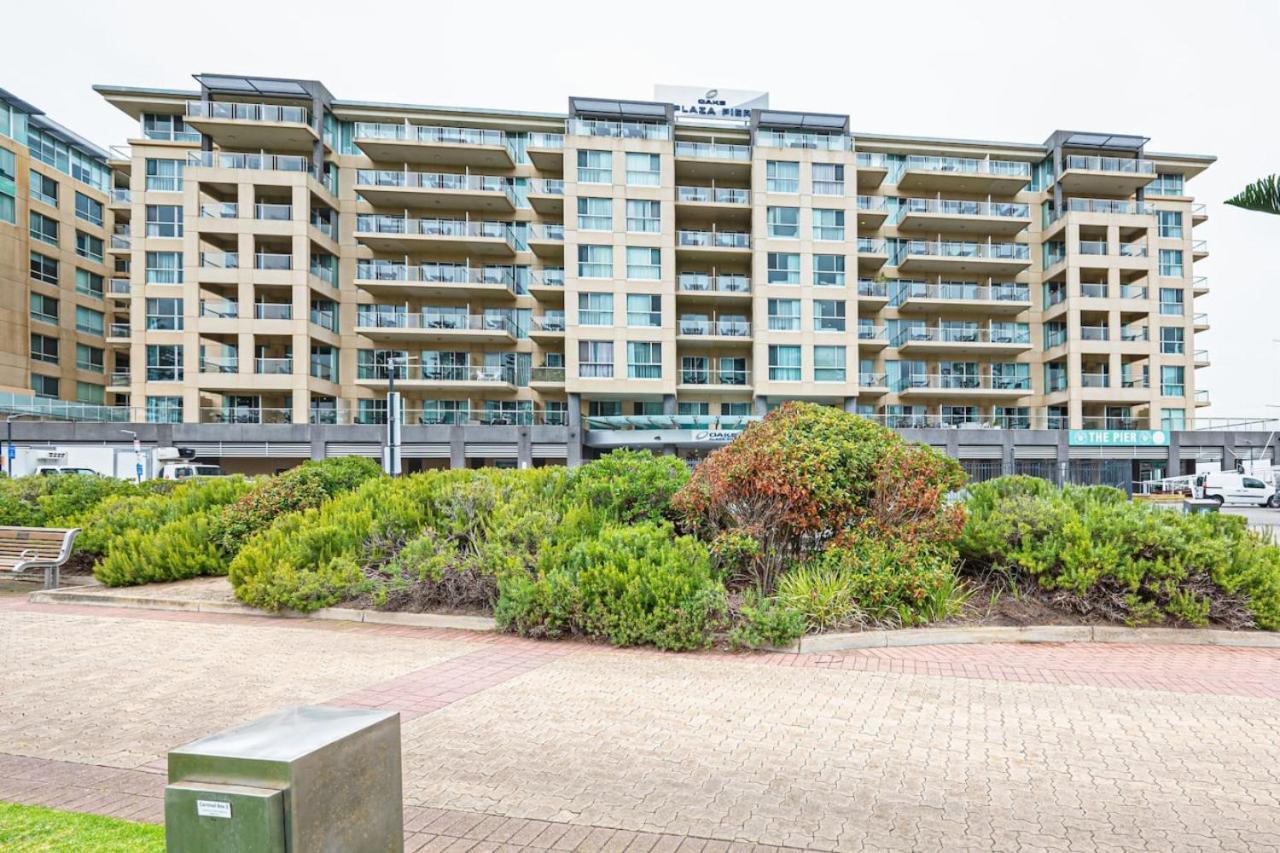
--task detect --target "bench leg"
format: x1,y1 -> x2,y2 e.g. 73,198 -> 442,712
44,565 -> 58,590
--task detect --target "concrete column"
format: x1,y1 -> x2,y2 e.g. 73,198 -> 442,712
1001,430 -> 1016,477
843,397 -> 858,413
566,393 -> 583,468
662,394 -> 676,416
753,396 -> 768,416
1056,428 -> 1071,486
449,428 -> 465,470
1168,429 -> 1182,477
517,428 -> 532,469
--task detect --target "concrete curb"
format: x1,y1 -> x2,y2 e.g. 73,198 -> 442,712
26,588 -> 1280,650
26,588 -> 499,633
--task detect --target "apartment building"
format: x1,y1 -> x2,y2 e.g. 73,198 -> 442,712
78,75 -> 1212,447
0,89 -> 116,410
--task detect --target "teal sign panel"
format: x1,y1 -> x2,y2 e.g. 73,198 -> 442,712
1068,429 -> 1170,447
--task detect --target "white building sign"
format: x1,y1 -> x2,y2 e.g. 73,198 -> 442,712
654,85 -> 769,126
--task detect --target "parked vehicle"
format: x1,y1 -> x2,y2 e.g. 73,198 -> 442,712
5,445 -> 223,481
1196,471 -> 1278,507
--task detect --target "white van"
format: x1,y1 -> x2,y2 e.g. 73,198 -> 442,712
1198,472 -> 1280,507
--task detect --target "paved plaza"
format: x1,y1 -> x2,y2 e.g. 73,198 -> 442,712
1,594 -> 1279,852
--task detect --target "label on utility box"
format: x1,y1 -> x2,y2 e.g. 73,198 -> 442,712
196,799 -> 232,819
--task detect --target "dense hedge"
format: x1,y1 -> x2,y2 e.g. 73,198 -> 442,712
0,473 -> 167,528
959,476 -> 1280,629
76,476 -> 252,560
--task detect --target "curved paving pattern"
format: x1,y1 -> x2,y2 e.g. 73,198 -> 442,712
1,597 -> 1278,851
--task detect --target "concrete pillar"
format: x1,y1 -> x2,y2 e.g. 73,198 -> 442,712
1001,429 -> 1016,477
843,397 -> 858,413
517,428 -> 532,469
753,396 -> 768,416
449,428 -> 465,470
1167,430 -> 1182,478
1056,428 -> 1071,485
662,394 -> 676,416
566,393 -> 583,468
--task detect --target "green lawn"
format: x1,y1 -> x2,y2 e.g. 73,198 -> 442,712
0,802 -> 164,852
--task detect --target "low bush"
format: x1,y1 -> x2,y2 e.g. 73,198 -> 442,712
94,510 -> 226,586
959,476 -> 1280,629
725,591 -> 806,650
564,449 -> 689,524
78,476 -> 251,560
0,473 -> 161,528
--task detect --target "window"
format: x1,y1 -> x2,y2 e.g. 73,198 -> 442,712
30,292 -> 58,325
75,192 -> 103,226
814,345 -> 846,381
31,373 -> 60,399
814,300 -> 847,332
578,292 -> 613,326
75,306 -> 104,336
719,356 -> 747,385
768,345 -> 801,381
625,152 -> 660,186
76,343 -> 105,373
146,204 -> 183,238
30,211 -> 59,245
767,252 -> 800,284
30,333 -> 59,364
627,342 -> 662,379
577,197 -> 612,231
146,396 -> 183,423
0,147 -> 15,223
142,113 -> 198,142
145,158 -> 184,192
30,170 -> 58,207
627,293 -> 661,326
1159,287 -> 1184,316
722,402 -> 751,416
577,245 -> 612,278
577,150 -> 611,184
146,344 -> 184,381
626,199 -> 660,233
626,246 -> 661,280
1148,173 -> 1185,196
588,400 -> 621,417
145,297 -> 184,331
1160,326 -> 1185,354
812,163 -> 844,195
75,231 -> 103,262
1160,366 -> 1185,397
30,251 -> 58,284
1159,249 -> 1183,277
76,382 -> 105,405
578,340 -> 614,378
766,160 -> 799,193
813,209 -> 845,241
678,401 -> 709,416
1158,210 -> 1183,239
767,206 -> 800,238
767,298 -> 801,331
814,254 -> 846,286
1161,407 -> 1186,432
146,251 -> 183,284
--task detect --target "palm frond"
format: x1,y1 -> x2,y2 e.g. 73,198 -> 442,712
1225,174 -> 1280,215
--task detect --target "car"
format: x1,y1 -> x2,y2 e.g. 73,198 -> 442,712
36,467 -> 102,477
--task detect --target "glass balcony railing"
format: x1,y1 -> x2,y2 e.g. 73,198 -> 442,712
904,156 -> 1031,178
528,223 -> 565,242
200,357 -> 239,374
677,369 -> 748,386
109,371 -> 131,386
200,251 -> 239,269
107,323 -> 131,339
858,372 -> 888,387
893,373 -> 1032,393
674,141 -> 750,161
1081,283 -> 1109,298
355,169 -> 514,200
531,314 -> 565,333
858,238 -> 887,254
187,151 -> 310,173
186,101 -> 308,125
857,279 -> 888,299
901,198 -> 1030,218
678,273 -> 750,294
901,240 -> 1030,261
676,186 -> 749,205
199,300 -> 239,319
1120,285 -> 1148,300
1053,198 -> 1155,219
569,118 -> 670,140
365,364 -> 517,384
356,215 -> 514,245
891,326 -> 1031,347
529,178 -> 565,195
530,366 -> 566,383
1080,372 -> 1110,388
356,312 -> 516,336
202,407 -> 293,425
110,189 -> 131,205
1063,155 -> 1155,175
108,278 -> 131,296
896,282 -> 1030,303
255,203 -> 293,221
856,195 -> 888,213
354,261 -> 516,292
253,358 -> 294,375
353,122 -> 507,147
755,130 -> 850,151
254,253 -> 292,271
1121,327 -> 1149,342
528,132 -> 565,150
1080,325 -> 1110,341
254,302 -> 293,320
855,151 -> 887,169
533,268 -> 565,287
677,230 -> 750,249
678,318 -> 751,337
199,202 -> 238,219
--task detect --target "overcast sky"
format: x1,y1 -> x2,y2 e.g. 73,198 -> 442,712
6,0 -> 1277,421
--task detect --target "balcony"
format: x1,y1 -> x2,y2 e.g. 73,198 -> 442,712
1195,389 -> 1210,407
354,169 -> 515,212
897,240 -> 1031,275
1191,203 -> 1208,224
530,314 -> 566,342
254,357 -> 294,376
530,366 -> 566,389
253,302 -> 293,321
198,357 -> 239,376
1059,155 -> 1155,194
857,326 -> 889,350
527,132 -> 565,171
109,234 -> 131,253
856,279 -> 889,308
185,100 -> 316,152
755,130 -> 849,152
201,407 -> 294,425
676,229 -> 751,261
895,281 -> 1031,314
1050,198 -> 1155,225
529,268 -> 566,299
674,140 -> 751,180
356,311 -> 517,344
855,151 -> 889,188
855,195 -> 889,229
187,150 -> 312,175
895,373 -> 1031,399
527,223 -> 566,258
355,215 -> 515,255
893,326 -> 1032,355
676,317 -> 752,347
355,364 -> 518,392
897,156 -> 1031,194
527,179 -> 565,215
106,323 -> 131,343
109,189 -> 131,209
1192,276 -> 1209,296
897,198 -> 1031,236
857,372 -> 889,395
200,299 -> 239,320
107,371 -> 131,390
1194,312 -> 1209,331
1192,240 -> 1209,260
108,278 -> 131,301
857,238 -> 889,270
675,185 -> 750,216
352,122 -> 515,167
354,261 -> 518,299
677,368 -> 751,392
677,272 -> 751,303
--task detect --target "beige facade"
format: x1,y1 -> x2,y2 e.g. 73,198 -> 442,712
81,77 -> 1212,430
0,90 -> 116,409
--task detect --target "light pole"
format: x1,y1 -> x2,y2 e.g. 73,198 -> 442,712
384,356 -> 405,476
4,413 -> 31,477
120,429 -> 143,482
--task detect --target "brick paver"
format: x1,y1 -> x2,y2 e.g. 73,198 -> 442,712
2,596 -> 1279,851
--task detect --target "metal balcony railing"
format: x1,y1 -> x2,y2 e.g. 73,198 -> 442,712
186,101 -> 308,124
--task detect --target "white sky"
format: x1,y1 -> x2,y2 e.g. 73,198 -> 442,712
6,0 -> 1278,420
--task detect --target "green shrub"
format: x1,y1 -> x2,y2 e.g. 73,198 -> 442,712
78,476 -> 251,560
94,510 -> 226,586
960,476 -> 1280,629
726,591 -> 806,649
0,473 -> 157,528
565,449 -> 689,523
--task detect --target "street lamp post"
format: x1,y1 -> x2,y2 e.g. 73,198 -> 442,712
4,413 -> 30,477
384,356 -> 404,476
120,429 -> 143,482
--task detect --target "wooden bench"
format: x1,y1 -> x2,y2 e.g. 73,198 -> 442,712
0,527 -> 81,590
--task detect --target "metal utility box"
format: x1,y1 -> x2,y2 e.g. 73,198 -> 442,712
1183,498 -> 1220,514
165,705 -> 403,853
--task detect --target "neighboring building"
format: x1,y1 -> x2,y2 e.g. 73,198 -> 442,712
0,89 -> 116,410
89,74 -> 1213,443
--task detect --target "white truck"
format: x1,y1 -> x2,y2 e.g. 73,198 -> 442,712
5,445 -> 224,481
